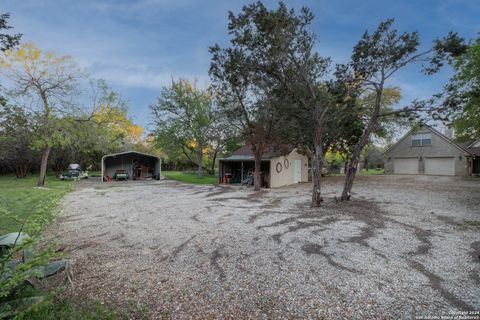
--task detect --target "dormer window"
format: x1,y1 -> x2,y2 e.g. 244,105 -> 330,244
412,133 -> 432,146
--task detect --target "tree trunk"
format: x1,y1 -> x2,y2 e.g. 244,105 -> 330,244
340,144 -> 362,201
15,163 -> 28,178
253,145 -> 263,192
51,160 -> 64,177
37,146 -> 51,187
196,144 -> 203,178
210,147 -> 219,176
340,86 -> 383,201
38,90 -> 52,187
310,103 -> 330,207
311,143 -> 324,207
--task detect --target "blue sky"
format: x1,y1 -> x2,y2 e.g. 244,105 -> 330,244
3,0 -> 479,131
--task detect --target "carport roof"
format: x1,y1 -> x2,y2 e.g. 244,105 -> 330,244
102,151 -> 161,160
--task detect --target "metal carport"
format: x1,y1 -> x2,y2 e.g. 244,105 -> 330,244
101,151 -> 161,181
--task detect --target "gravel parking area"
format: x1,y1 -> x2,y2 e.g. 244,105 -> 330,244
48,175 -> 480,319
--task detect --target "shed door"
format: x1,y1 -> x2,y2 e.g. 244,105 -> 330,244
294,160 -> 302,183
425,157 -> 455,176
394,158 -> 418,174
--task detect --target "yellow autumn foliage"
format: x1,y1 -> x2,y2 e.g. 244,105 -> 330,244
187,139 -> 211,154
0,42 -> 76,78
93,106 -> 143,143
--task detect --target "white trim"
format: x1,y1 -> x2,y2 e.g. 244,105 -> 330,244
411,132 -> 432,146
467,140 -> 480,148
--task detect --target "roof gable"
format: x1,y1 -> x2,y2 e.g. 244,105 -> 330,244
384,125 -> 471,155
468,140 -> 480,148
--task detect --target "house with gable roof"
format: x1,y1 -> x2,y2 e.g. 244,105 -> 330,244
384,125 -> 479,177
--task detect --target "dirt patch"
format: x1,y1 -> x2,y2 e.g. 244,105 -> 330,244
205,187 -> 231,198
210,246 -> 226,280
408,259 -> 474,311
166,236 -> 195,261
342,206 -> 386,247
470,241 -> 480,263
435,214 -> 462,227
259,198 -> 283,209
302,242 -> 361,274
382,217 -> 433,256
209,196 -> 262,203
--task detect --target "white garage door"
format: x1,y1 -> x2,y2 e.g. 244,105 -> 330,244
425,157 -> 455,176
394,158 -> 418,174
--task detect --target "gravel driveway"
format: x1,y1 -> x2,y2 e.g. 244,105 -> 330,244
49,175 -> 480,319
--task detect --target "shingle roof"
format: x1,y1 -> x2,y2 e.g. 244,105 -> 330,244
221,144 -> 292,161
467,147 -> 480,156
232,144 -> 290,158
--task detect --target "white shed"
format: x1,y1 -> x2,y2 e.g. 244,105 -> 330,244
219,145 -> 309,188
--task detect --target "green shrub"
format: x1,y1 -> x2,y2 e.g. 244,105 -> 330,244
0,197 -> 64,318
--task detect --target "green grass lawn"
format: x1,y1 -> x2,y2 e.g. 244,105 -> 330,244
358,168 -> 385,175
0,174 -> 120,318
0,175 -> 73,234
162,171 -> 218,184
88,170 -> 102,177
329,168 -> 384,177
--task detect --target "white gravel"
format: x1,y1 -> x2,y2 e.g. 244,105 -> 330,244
47,175 -> 480,319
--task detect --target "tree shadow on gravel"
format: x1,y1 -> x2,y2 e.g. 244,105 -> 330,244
302,242 -> 362,274
255,198 -> 387,246
251,197 -> 475,310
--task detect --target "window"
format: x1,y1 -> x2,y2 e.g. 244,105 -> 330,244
411,133 -> 432,146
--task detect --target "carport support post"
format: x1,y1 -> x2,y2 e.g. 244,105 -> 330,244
101,156 -> 104,182
241,161 -> 244,183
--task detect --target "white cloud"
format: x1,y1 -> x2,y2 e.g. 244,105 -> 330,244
89,61 -> 209,90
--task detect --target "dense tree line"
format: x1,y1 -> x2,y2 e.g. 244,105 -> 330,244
0,14 -> 148,185
1,4 -> 476,201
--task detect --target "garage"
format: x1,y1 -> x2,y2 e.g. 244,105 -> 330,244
424,157 -> 455,176
393,158 -> 418,174
101,151 -> 161,181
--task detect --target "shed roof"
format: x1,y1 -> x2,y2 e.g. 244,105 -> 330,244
220,144 -> 292,162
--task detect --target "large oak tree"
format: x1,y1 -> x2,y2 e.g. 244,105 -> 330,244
0,43 -> 82,186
